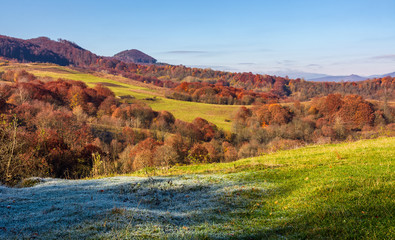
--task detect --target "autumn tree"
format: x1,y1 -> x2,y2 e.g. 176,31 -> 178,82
338,95 -> 375,130
151,110 -> 175,132
187,143 -> 210,163
124,138 -> 161,172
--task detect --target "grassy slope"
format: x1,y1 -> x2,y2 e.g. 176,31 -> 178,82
0,63 -> 239,130
0,136 -> 393,239
132,137 -> 394,239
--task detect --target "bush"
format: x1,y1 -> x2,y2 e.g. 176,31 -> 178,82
222,142 -> 238,162
153,145 -> 179,168
187,143 -> 210,164
266,138 -> 304,153
238,142 -> 258,159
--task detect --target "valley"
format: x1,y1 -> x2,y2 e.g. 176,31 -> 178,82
0,34 -> 394,240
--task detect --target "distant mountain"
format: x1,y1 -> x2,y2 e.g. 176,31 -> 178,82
265,70 -> 329,80
266,70 -> 395,82
369,72 -> 395,79
269,70 -> 368,82
309,74 -> 367,82
113,49 -> 156,64
309,72 -> 395,82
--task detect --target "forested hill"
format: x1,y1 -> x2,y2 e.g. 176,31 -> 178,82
0,35 -> 394,102
113,49 -> 157,64
28,37 -> 99,66
0,35 -> 156,66
0,35 -> 70,65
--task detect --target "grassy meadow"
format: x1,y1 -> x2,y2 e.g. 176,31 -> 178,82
98,137 -> 395,239
130,136 -> 394,239
1,137 -> 393,239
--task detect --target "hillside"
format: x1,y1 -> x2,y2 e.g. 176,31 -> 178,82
113,49 -> 157,64
28,37 -> 99,66
0,63 -> 238,130
0,35 -> 156,66
0,35 -> 70,65
1,62 -> 394,185
1,35 -> 394,103
1,137 -> 393,239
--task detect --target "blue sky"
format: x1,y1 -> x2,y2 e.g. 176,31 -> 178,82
1,0 -> 394,76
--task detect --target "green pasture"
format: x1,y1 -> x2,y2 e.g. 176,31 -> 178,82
127,137 -> 394,239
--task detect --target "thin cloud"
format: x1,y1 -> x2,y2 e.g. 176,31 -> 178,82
306,64 -> 322,69
238,62 -> 255,65
257,48 -> 273,52
371,54 -> 395,61
163,50 -> 209,54
276,60 -> 296,66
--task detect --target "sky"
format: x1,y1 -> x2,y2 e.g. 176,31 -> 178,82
1,0 -> 395,77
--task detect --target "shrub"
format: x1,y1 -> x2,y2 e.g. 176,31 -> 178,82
187,143 -> 210,164
266,138 -> 304,152
222,141 -> 238,162
153,145 -> 180,168
238,142 -> 258,159
125,138 -> 161,172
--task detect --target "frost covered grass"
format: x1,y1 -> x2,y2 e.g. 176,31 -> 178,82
1,137 -> 394,239
0,175 -> 269,239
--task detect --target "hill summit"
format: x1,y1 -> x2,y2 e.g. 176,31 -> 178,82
113,49 -> 156,64
0,35 -> 157,66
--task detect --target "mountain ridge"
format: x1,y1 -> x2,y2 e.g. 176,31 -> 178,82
0,35 -> 156,66
269,70 -> 395,82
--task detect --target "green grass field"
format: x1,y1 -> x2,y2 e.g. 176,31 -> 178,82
147,98 -> 239,130
126,137 -> 394,239
0,63 -> 239,130
2,137 -> 393,239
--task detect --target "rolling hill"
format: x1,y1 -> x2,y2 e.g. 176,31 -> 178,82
0,62 -> 239,131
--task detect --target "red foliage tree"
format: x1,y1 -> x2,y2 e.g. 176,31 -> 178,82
192,117 -> 217,142
338,95 -> 375,130
126,138 -> 162,171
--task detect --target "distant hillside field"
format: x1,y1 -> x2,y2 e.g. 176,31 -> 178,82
0,63 -> 239,130
1,137 -> 393,239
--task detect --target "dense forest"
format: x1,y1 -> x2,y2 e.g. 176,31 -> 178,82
0,70 -> 394,185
